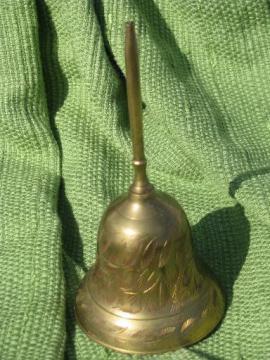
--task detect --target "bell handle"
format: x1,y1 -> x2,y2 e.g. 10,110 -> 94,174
125,22 -> 152,194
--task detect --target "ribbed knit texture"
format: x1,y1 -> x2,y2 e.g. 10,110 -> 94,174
1,1 -> 270,359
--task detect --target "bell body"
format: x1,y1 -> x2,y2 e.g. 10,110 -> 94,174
76,22 -> 224,354
75,189 -> 225,354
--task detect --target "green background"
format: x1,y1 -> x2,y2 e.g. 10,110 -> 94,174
1,0 -> 270,359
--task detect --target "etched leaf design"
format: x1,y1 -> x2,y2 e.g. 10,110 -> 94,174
137,268 -> 159,291
164,262 -> 179,292
100,255 -> 122,269
201,307 -> 209,318
139,268 -> 149,279
160,326 -> 176,336
181,318 -> 195,332
158,239 -> 172,268
139,236 -> 159,269
158,280 -> 168,307
120,287 -> 137,295
143,237 -> 155,256
147,270 -> 156,282
171,273 -> 182,302
114,326 -> 129,335
143,276 -> 160,294
170,301 -> 182,314
121,292 -> 142,314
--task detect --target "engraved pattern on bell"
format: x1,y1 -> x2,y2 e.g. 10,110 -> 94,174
75,21 -> 225,355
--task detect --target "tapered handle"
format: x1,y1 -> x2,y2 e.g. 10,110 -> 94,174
125,22 -> 152,194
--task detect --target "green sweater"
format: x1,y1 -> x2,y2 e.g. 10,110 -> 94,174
1,1 -> 270,359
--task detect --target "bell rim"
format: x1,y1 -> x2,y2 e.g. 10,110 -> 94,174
75,270 -> 225,355
75,301 -> 224,355
75,311 -> 199,355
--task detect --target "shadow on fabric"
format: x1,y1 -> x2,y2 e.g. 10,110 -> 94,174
135,0 -> 238,145
36,2 -> 87,359
192,203 -> 250,311
189,202 -> 250,359
60,181 -> 87,360
188,349 -> 224,360
229,167 -> 270,198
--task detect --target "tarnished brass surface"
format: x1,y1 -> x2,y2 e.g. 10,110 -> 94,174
75,22 -> 225,354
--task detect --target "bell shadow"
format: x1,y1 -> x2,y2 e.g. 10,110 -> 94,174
187,203 -> 250,359
59,181 -> 87,360
36,2 -> 87,359
192,203 -> 250,312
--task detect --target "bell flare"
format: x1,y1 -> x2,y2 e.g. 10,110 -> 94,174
75,190 -> 225,354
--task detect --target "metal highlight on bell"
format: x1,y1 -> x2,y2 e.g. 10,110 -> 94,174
75,22 -> 225,354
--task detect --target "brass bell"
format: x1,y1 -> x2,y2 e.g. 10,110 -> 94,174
75,22 -> 225,354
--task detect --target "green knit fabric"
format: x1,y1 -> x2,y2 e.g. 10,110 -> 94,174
1,1 -> 270,359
